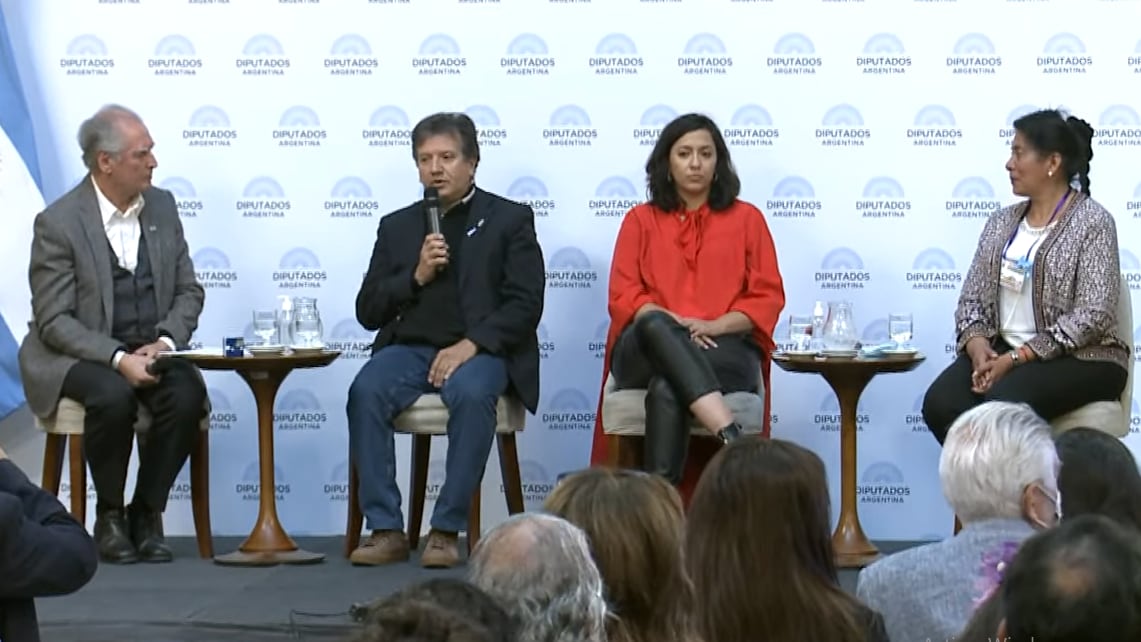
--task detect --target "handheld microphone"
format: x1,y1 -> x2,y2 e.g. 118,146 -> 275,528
424,187 -> 442,236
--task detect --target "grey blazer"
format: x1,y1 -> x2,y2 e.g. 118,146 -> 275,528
18,177 -> 204,418
856,519 -> 1036,642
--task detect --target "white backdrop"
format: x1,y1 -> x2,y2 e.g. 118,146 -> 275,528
1,0 -> 1139,541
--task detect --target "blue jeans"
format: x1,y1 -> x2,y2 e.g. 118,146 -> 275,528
346,344 -> 508,533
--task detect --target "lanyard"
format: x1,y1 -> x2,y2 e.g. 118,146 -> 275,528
1002,189 -> 1071,267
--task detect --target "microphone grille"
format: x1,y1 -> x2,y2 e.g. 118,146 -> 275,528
424,186 -> 440,201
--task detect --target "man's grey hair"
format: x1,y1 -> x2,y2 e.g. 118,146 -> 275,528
469,512 -> 607,642
77,104 -> 142,170
940,401 -> 1059,524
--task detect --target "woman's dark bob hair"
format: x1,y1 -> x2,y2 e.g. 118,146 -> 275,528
645,113 -> 741,212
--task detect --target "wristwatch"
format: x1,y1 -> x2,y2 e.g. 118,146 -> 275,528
1008,349 -> 1021,365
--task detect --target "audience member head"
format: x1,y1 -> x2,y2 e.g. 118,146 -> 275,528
999,514 -> 1141,642
543,467 -> 691,642
645,112 -> 740,212
686,438 -> 871,642
77,104 -> 155,202
1055,428 -> 1141,532
350,578 -> 513,642
468,513 -> 607,642
410,111 -> 479,207
1008,108 -> 1095,197
940,402 -> 1059,528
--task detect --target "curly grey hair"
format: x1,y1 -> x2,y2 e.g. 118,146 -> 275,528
469,513 -> 608,642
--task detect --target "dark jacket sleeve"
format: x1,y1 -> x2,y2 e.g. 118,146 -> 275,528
464,206 -> 545,355
355,213 -> 418,331
0,460 -> 98,598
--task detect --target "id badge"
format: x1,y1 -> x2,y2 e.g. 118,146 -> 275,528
999,259 -> 1027,292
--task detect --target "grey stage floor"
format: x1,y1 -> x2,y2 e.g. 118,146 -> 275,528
35,536 -> 921,642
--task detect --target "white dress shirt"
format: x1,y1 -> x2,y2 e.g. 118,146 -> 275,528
92,178 -> 175,367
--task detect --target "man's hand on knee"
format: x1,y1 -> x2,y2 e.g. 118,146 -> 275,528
428,339 -> 478,388
116,354 -> 160,388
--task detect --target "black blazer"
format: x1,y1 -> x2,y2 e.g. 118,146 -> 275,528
0,460 -> 98,642
355,188 -> 545,413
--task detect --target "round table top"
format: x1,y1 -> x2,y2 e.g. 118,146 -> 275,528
159,349 -> 341,372
772,351 -> 925,374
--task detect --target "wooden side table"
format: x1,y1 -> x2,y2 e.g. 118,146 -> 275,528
166,349 -> 340,566
772,352 -> 925,568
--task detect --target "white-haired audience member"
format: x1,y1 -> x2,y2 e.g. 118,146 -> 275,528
998,514 -> 1141,641
468,512 -> 608,642
857,401 -> 1061,642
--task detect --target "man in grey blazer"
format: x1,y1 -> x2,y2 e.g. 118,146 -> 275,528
18,104 -> 206,564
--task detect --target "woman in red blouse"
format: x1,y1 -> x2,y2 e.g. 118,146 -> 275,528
590,113 -> 786,486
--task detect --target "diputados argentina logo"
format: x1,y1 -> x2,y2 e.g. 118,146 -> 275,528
678,34 -> 732,75
545,247 -> 598,289
544,106 -> 597,147
507,177 -> 555,218
236,463 -> 289,502
61,35 -> 114,76
767,177 -> 821,220
466,106 -> 508,147
273,106 -> 327,148
326,177 -> 379,219
206,388 -> 237,431
947,33 -> 1002,75
1129,182 -> 1141,218
541,389 -> 596,432
325,34 -> 379,77
149,35 -> 203,76
767,34 -> 823,75
414,34 -> 466,76
274,248 -> 327,289
1038,33 -> 1091,74
1095,106 -> 1141,148
590,177 -> 639,218
856,178 -> 910,219
503,34 -> 556,76
236,34 -> 290,76
183,106 -> 237,147
192,248 -> 238,289
274,390 -> 327,432
634,105 -> 678,146
724,105 -> 779,147
160,177 -> 203,218
998,104 -> 1036,144
907,105 -> 963,147
590,34 -> 642,76
237,177 -> 290,219
946,177 -> 1001,220
816,104 -> 871,147
816,248 -> 871,290
857,34 -> 911,75
362,106 -> 412,149
906,248 -> 963,291
859,462 -> 911,505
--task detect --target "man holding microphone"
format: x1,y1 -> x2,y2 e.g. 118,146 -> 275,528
347,112 -> 545,569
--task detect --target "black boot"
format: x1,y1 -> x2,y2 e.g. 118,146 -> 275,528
718,422 -> 744,445
129,504 -> 173,563
94,508 -> 139,564
643,377 -> 689,485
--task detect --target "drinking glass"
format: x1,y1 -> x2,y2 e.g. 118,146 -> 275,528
788,314 -> 813,352
888,313 -> 914,348
293,308 -> 323,347
252,310 -> 277,345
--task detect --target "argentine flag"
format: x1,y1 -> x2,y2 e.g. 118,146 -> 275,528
0,4 -> 44,419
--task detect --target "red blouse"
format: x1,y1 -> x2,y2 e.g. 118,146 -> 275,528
590,199 -> 786,495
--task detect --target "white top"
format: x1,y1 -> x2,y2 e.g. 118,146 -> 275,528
92,176 -> 145,272
999,218 -> 1056,348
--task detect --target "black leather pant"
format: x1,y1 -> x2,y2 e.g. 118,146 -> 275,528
612,311 -> 759,484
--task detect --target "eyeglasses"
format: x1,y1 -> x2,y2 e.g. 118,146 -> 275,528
1035,485 -> 1063,522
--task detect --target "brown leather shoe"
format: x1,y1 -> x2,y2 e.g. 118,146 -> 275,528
420,530 -> 460,568
350,530 -> 410,566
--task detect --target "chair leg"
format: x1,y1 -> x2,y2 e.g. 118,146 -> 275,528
42,433 -> 66,495
467,487 -> 481,556
617,435 -> 641,469
67,435 -> 87,523
345,461 -> 363,558
606,434 -> 622,467
407,435 -> 431,550
189,430 -> 213,559
498,434 -> 524,514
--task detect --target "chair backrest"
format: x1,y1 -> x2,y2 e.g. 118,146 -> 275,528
1118,278 -> 1134,427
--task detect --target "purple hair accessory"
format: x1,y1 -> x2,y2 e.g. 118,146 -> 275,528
973,540 -> 1021,606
